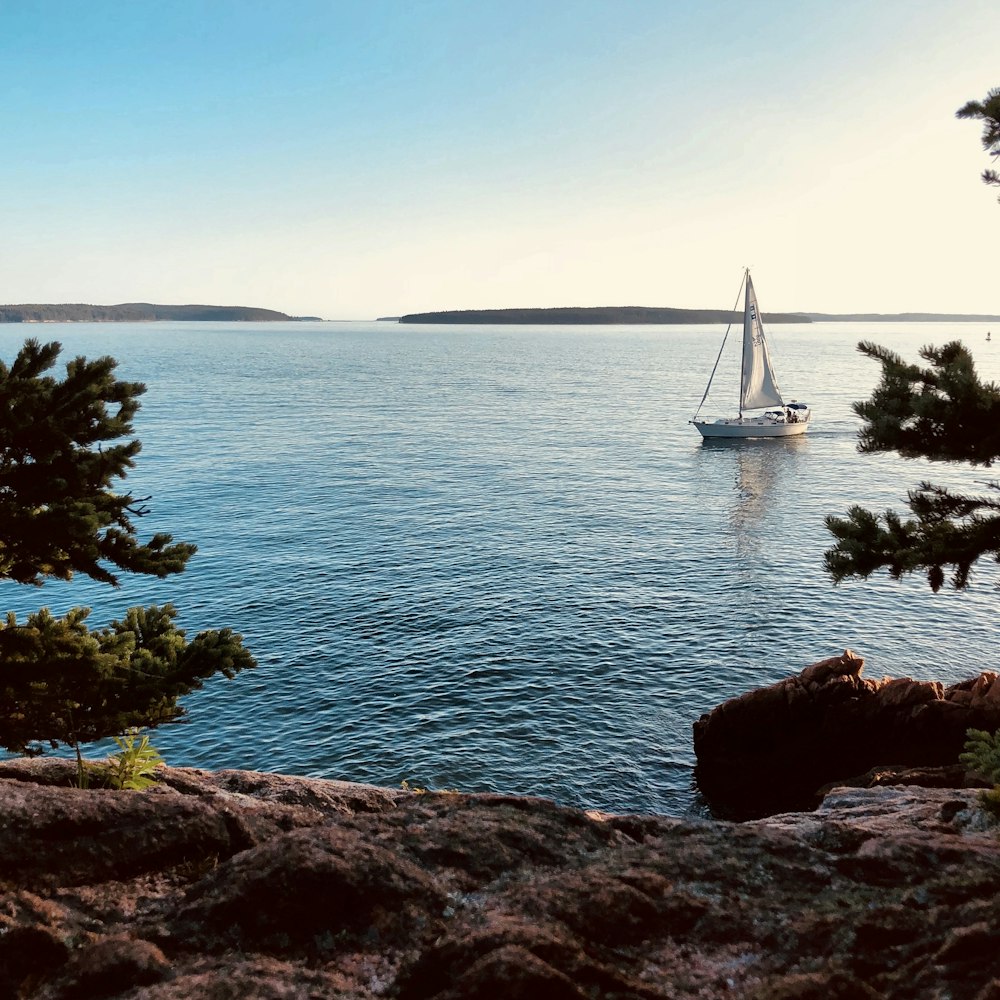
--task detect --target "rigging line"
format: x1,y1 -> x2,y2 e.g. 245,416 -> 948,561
694,270 -> 747,419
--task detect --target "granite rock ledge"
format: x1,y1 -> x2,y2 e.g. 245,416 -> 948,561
2,758 -> 1000,998
693,650 -> 999,820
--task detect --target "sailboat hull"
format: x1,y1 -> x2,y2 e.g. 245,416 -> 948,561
692,417 -> 810,439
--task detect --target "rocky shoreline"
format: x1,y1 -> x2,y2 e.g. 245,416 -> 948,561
694,650 -> 1000,820
3,743 -> 1000,998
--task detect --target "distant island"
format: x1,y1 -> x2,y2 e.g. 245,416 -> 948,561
397,306 -> 1000,325
398,307 -> 811,325
802,311 -> 1000,322
0,303 -> 322,323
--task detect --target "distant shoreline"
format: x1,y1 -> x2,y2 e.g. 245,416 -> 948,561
4,303 -> 996,326
398,307 -> 810,325
0,303 -> 323,323
397,306 -> 1000,325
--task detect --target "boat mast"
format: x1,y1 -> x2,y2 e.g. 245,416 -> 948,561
738,268 -> 750,421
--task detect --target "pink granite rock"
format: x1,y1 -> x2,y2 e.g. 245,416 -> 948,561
694,650 -> 1000,818
3,759 -> 1000,998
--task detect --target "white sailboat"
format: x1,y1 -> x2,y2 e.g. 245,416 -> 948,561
691,270 -> 810,439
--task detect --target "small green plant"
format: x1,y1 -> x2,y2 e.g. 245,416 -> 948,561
74,757 -> 92,789
981,788 -> 1000,821
960,728 -> 1000,783
102,728 -> 165,790
960,728 -> 1000,821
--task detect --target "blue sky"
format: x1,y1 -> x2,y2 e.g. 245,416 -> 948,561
2,0 -> 998,318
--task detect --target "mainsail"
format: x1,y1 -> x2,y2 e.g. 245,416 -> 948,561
739,275 -> 783,411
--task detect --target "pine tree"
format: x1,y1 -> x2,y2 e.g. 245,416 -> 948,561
956,86 -> 1000,201
824,340 -> 1000,591
0,338 -> 255,760
826,89 -> 1000,592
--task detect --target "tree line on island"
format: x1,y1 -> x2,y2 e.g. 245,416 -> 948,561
0,85 -> 998,792
0,304 -> 322,323
396,306 -> 1000,324
399,306 -> 812,325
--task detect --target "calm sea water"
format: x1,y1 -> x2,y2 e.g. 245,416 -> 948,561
2,319 -> 998,817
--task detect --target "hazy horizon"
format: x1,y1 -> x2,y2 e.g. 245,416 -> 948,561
3,1 -> 998,320
4,302 -> 1000,324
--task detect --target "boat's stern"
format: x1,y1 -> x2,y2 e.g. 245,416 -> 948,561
786,401 -> 810,424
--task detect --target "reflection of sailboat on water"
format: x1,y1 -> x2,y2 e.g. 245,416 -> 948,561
702,437 -> 804,555
691,269 -> 811,439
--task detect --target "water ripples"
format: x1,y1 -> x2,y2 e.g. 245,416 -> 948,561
1,320 -> 998,816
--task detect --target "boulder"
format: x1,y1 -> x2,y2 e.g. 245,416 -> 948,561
693,650 -> 1000,818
